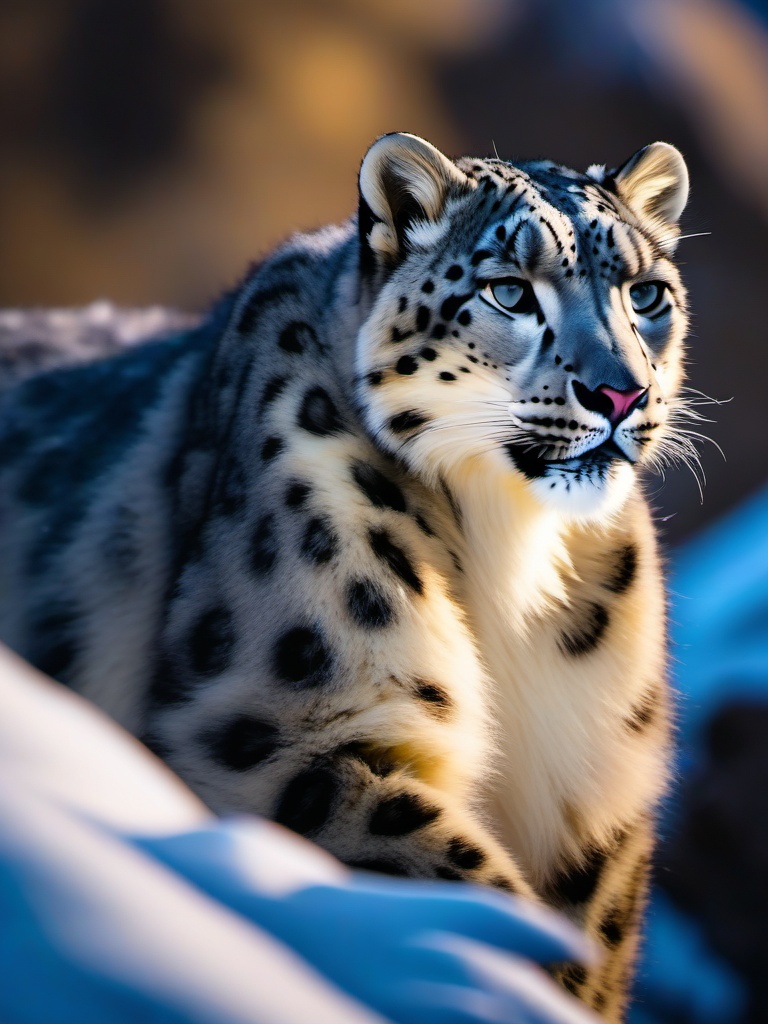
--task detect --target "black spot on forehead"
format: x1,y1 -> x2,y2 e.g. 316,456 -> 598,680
510,165 -> 615,228
523,163 -> 586,189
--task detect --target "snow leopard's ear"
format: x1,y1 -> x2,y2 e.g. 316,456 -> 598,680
610,142 -> 689,248
358,133 -> 473,274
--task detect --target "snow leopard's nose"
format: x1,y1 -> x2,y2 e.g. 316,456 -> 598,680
572,382 -> 648,425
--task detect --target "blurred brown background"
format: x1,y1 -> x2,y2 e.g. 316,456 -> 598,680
1,0 -> 767,543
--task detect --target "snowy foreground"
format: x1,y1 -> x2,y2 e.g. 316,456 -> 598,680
0,643 -> 596,1024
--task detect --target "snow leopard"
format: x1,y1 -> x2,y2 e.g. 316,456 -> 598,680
0,132 -> 693,1019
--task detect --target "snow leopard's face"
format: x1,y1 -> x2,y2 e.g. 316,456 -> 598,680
356,134 -> 689,519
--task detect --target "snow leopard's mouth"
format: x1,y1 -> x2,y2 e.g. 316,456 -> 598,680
505,437 -> 634,481
552,438 -> 636,469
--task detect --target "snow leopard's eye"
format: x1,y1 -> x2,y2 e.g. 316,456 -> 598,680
629,281 -> 668,317
481,278 -> 538,317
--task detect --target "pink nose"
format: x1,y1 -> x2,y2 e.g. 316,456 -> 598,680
597,386 -> 647,424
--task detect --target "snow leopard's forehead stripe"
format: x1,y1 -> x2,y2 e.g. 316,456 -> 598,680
456,158 -> 672,287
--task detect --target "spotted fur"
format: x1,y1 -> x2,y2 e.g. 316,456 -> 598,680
0,133 -> 690,1020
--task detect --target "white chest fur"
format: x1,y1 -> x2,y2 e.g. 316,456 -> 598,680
447,465 -> 668,887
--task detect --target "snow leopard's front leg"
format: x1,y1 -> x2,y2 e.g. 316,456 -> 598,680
538,506 -> 670,1021
236,743 -> 537,897
146,696 -> 537,898
549,817 -> 654,1022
